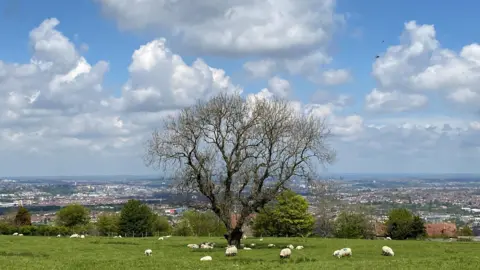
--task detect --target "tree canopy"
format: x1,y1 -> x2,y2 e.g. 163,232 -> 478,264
252,190 -> 315,237
96,213 -> 120,236
118,199 -> 155,236
333,210 -> 375,239
14,206 -> 32,226
56,204 -> 90,228
386,208 -> 426,240
144,92 -> 335,246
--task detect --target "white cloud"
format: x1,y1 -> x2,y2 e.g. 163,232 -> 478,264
365,89 -> 428,112
320,69 -> 351,85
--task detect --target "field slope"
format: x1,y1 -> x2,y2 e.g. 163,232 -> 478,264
0,236 -> 478,270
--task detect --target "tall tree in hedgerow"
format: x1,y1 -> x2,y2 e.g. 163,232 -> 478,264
144,92 -> 335,247
56,204 -> 90,227
14,206 -> 32,226
118,199 -> 155,236
252,190 -> 315,237
386,208 -> 426,240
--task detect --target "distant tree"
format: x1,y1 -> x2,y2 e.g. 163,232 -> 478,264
252,190 -> 315,237
180,210 -> 226,236
144,92 -> 335,247
333,211 -> 375,239
56,204 -> 90,228
458,226 -> 473,237
386,208 -> 425,240
14,206 -> 31,226
151,214 -> 172,235
118,199 -> 155,236
173,219 -> 194,236
96,213 -> 120,236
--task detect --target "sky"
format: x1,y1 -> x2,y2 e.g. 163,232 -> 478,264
1,0 -> 480,176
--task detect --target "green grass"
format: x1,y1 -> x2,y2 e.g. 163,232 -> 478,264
0,236 -> 478,270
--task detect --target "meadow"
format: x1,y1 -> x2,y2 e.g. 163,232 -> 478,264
0,236 -> 478,270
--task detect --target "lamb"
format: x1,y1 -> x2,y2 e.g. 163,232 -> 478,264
280,248 -> 292,259
80,235 -> 85,239
158,237 -> 164,240
200,256 -> 212,261
70,234 -> 79,238
268,244 -> 275,248
144,249 -> 152,256
381,246 -> 394,256
225,245 -> 238,256
243,247 -> 252,250
296,246 -> 304,250
118,235 -> 122,238
334,248 -> 352,258
385,237 -> 392,240
12,232 -> 18,236
18,234 -> 23,236
57,234 -> 61,238
287,244 -> 294,250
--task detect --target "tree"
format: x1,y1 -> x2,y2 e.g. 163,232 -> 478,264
14,206 -> 31,226
56,204 -> 90,227
151,214 -> 172,235
144,92 -> 335,247
386,208 -> 425,240
458,226 -> 473,236
180,210 -> 226,236
252,190 -> 315,237
96,213 -> 120,236
118,199 -> 155,236
333,211 -> 375,239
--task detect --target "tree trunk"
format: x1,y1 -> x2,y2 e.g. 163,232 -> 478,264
227,228 -> 243,248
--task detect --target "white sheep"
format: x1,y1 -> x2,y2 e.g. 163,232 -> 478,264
287,244 -> 294,250
242,235 -> 247,239
118,235 -> 122,238
187,244 -> 199,249
165,235 -> 171,238
250,243 -> 255,247
57,234 -> 61,238
12,232 -> 18,236
114,236 -> 118,238
18,234 -> 23,236
145,249 -> 152,256
280,248 -> 292,259
70,234 -> 79,238
259,238 -> 263,241
243,247 -> 252,250
200,243 -> 213,249
382,246 -> 394,256
225,245 -> 238,256
80,235 -> 85,239
385,237 -> 392,240
296,246 -> 304,250
200,256 -> 212,261
158,237 -> 164,240
268,244 -> 275,248
334,248 -> 352,258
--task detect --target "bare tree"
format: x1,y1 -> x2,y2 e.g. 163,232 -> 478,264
308,179 -> 340,237
144,92 -> 335,246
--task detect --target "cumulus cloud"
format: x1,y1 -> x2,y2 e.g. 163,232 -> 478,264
366,20 -> 480,112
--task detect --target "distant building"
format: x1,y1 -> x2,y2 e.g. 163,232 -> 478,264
425,223 -> 457,238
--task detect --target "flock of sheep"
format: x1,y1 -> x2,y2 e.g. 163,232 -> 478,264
145,236 -> 396,261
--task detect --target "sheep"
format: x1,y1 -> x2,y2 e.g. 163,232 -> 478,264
12,232 -> 18,236
242,235 -> 247,239
385,237 -> 392,240
259,238 -> 263,241
268,244 -> 276,248
243,247 -> 252,250
334,248 -> 352,258
165,235 -> 171,238
200,256 -> 212,261
187,244 -> 199,249
250,243 -> 255,247
225,245 -> 238,256
200,243 -> 213,249
296,246 -> 304,250
118,235 -> 122,238
280,248 -> 292,259
144,249 -> 152,256
114,236 -> 118,238
80,235 -> 85,239
158,237 -> 164,240
381,246 -> 394,256
18,234 -> 23,236
70,234 -> 79,238
57,234 -> 61,238
287,244 -> 294,250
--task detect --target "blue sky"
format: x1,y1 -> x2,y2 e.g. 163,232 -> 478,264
0,0 -> 480,176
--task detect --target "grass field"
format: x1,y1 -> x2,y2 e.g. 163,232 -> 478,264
0,236 -> 479,270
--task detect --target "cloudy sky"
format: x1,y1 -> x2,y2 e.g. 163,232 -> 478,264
0,0 -> 479,177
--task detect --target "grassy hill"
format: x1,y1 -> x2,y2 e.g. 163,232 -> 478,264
0,236 -> 478,269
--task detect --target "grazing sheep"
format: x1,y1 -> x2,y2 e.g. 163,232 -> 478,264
250,243 -> 255,247
12,232 -> 18,236
296,246 -> 304,250
118,235 -> 122,238
57,234 -> 61,238
70,234 -> 79,238
18,234 -> 24,236
280,248 -> 292,259
80,235 -> 85,239
382,246 -> 394,256
287,244 -> 294,250
259,238 -> 263,241
200,256 -> 212,261
243,247 -> 252,250
158,237 -> 164,240
187,244 -> 199,249
114,236 -> 118,238
385,237 -> 392,240
144,249 -> 152,256
225,245 -> 238,256
165,235 -> 171,238
268,244 -> 276,248
242,235 -> 247,239
334,248 -> 352,258
200,243 -> 213,249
